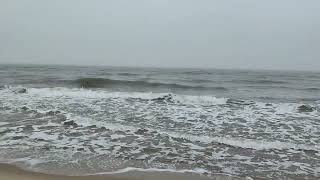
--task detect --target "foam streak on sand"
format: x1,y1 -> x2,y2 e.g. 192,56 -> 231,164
0,163 -> 240,180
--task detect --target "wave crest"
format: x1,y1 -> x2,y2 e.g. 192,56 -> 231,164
73,77 -> 228,91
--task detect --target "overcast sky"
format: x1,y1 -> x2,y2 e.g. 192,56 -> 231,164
0,0 -> 319,70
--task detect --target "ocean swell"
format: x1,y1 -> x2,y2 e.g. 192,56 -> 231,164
72,77 -> 228,91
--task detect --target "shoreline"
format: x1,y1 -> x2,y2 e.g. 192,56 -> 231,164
0,163 -> 243,180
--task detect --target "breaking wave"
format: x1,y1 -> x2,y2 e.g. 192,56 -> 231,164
72,78 -> 228,91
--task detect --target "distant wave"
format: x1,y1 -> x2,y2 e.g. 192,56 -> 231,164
183,71 -> 212,75
302,87 -> 320,91
117,73 -> 139,76
72,77 -> 228,91
244,85 -> 320,92
188,79 -> 213,83
231,79 -> 287,84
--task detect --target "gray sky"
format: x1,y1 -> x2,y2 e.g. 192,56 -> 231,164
1,0 -> 320,70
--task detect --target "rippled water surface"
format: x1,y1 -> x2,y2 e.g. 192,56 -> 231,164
0,65 -> 319,179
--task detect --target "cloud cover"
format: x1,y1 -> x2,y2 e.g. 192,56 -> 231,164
0,0 -> 319,70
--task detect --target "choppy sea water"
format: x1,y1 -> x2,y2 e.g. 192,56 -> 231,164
0,64 -> 319,179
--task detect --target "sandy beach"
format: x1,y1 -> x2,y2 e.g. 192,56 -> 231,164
0,163 -> 242,180
0,163 -> 130,180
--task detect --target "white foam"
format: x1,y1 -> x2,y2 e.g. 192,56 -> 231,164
87,166 -> 210,176
29,132 -> 59,141
183,142 -> 205,150
0,122 -> 9,126
211,137 -> 319,151
14,87 -> 228,106
111,134 -> 126,139
1,86 -> 320,166
86,166 -> 243,179
44,110 -> 320,153
174,95 -> 228,105
164,131 -> 320,151
9,157 -> 44,166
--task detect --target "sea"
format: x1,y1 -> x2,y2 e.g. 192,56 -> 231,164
0,64 -> 319,179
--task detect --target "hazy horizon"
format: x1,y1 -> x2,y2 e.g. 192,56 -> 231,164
2,62 -> 320,73
1,0 -> 320,71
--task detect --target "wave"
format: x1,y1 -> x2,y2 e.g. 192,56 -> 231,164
15,104 -> 318,153
117,73 -> 139,76
188,79 -> 213,83
183,71 -> 212,75
162,131 -> 320,152
231,79 -> 287,84
226,98 -> 255,106
72,77 -> 228,91
10,100 -> 317,153
0,86 -> 229,106
302,87 -> 320,91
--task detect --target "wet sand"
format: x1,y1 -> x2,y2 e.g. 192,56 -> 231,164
0,163 -> 240,180
0,163 -> 131,180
